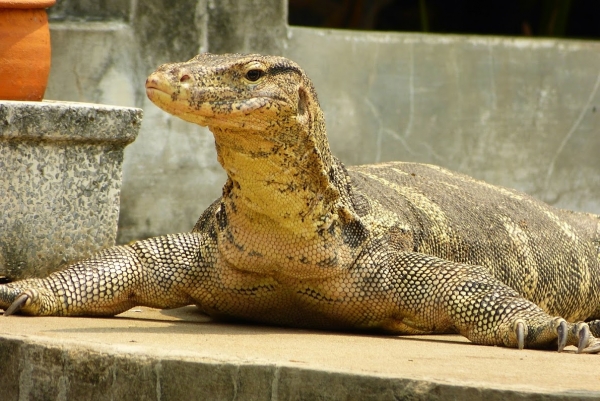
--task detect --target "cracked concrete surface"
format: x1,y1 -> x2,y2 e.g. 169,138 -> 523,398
1,306 -> 599,400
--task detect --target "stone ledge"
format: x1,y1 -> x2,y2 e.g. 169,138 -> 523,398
1,307 -> 598,400
0,100 -> 142,279
0,100 -> 141,144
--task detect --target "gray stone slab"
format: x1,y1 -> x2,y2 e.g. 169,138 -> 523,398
1,307 -> 599,400
0,100 -> 141,279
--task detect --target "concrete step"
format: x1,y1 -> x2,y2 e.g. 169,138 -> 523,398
1,306 -> 599,400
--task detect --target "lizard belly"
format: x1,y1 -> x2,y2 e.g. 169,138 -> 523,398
188,262 -> 451,334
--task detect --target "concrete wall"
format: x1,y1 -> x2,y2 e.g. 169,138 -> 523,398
284,28 -> 600,215
45,1 -> 600,244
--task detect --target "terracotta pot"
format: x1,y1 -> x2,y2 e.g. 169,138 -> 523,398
0,0 -> 55,101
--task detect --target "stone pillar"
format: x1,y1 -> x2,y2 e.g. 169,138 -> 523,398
0,100 -> 142,280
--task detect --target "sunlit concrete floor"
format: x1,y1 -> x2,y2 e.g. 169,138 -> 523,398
1,306 -> 599,400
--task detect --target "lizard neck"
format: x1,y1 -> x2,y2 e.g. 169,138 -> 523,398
211,115 -> 340,238
210,121 -> 365,278
204,67 -> 367,276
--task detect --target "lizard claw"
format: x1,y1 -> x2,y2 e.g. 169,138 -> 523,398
557,319 -> 568,352
572,323 -> 600,354
0,284 -> 60,316
579,340 -> 600,354
4,293 -> 29,316
515,320 -> 526,350
506,316 -> 572,351
576,323 -> 590,354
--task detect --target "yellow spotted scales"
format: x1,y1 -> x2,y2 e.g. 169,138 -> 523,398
2,54 -> 600,353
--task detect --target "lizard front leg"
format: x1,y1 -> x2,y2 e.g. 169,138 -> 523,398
349,249 -> 600,353
0,232 -> 209,316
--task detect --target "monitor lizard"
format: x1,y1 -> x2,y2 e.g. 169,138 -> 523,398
1,53 -> 599,354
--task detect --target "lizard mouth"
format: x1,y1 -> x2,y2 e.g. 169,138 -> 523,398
145,74 -> 171,101
145,87 -> 163,104
145,70 -> 293,130
145,70 -> 190,104
145,85 -> 161,95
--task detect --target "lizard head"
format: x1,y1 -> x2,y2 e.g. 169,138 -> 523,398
146,53 -> 337,223
145,53 -> 320,133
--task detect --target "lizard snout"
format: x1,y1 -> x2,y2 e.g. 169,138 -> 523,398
145,72 -> 161,91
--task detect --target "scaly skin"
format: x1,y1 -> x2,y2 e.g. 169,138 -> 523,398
2,53 -> 600,353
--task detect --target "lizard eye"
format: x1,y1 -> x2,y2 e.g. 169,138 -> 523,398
245,69 -> 264,82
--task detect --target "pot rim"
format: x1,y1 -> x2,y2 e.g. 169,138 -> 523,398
0,0 -> 55,9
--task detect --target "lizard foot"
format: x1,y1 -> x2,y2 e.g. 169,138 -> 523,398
586,319 -> 600,337
4,293 -> 29,316
571,322 -> 600,354
511,317 -> 569,351
0,284 -> 22,314
507,317 -> 599,353
0,284 -> 57,316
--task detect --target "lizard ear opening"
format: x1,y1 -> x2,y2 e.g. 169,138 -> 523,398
297,86 -> 309,122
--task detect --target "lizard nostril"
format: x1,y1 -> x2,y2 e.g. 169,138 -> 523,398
180,74 -> 191,83
145,75 -> 158,89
